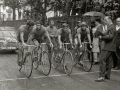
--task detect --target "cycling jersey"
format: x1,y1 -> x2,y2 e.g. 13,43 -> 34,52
29,25 -> 48,43
77,27 -> 90,42
17,25 -> 33,42
58,28 -> 71,43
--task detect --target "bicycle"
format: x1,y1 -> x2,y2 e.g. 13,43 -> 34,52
17,43 -> 36,78
52,43 -> 74,75
73,42 -> 93,72
32,43 -> 51,76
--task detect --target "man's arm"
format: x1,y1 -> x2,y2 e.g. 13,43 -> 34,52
44,29 -> 52,44
27,28 -> 35,44
77,28 -> 81,45
100,27 -> 115,40
20,32 -> 25,44
19,26 -> 25,44
86,28 -> 91,43
87,33 -> 91,43
57,29 -> 62,47
68,29 -> 73,44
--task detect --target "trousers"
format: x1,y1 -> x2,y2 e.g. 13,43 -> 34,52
99,50 -> 113,78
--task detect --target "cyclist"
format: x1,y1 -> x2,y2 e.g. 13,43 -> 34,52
76,22 -> 92,65
76,22 -> 92,48
58,22 -> 73,48
47,20 -> 58,48
73,21 -> 81,45
17,20 -> 35,66
27,21 -> 53,52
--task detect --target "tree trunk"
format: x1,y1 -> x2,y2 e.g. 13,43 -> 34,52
12,7 -> 16,21
42,12 -> 47,26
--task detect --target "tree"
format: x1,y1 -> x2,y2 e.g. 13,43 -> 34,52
24,0 -> 55,25
4,0 -> 21,20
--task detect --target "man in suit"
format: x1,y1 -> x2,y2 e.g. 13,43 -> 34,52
95,16 -> 116,82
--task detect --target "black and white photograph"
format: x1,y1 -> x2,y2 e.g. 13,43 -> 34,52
0,0 -> 120,90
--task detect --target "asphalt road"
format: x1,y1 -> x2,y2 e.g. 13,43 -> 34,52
0,51 -> 120,90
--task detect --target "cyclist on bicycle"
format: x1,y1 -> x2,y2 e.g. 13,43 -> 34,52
76,22 -> 92,49
58,22 -> 73,48
17,20 -> 35,66
27,21 -> 53,50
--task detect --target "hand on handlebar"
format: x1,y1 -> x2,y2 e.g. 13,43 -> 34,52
22,43 -> 28,47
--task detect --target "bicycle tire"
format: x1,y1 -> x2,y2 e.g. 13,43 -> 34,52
63,51 -> 73,75
32,48 -> 39,69
24,52 -> 33,78
17,48 -> 24,71
81,50 -> 93,72
41,51 -> 51,76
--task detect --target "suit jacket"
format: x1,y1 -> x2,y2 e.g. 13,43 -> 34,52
116,28 -> 120,46
101,24 -> 116,51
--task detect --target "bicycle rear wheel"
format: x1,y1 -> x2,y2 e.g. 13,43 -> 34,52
24,52 -> 33,78
81,50 -> 93,72
41,51 -> 51,76
64,51 -> 73,75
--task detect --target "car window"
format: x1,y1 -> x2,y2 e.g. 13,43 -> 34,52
0,31 -> 17,38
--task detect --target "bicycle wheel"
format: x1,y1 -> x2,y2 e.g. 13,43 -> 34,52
63,51 -> 73,75
41,51 -> 51,76
24,52 -> 33,78
81,50 -> 93,72
32,48 -> 39,69
17,48 -> 23,71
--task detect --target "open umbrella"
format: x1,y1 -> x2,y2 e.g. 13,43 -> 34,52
83,11 -> 105,18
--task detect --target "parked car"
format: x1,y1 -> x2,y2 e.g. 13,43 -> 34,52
0,27 -> 18,51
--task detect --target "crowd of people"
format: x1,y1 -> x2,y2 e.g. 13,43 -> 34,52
69,0 -> 120,20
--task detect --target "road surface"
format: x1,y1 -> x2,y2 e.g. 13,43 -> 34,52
0,51 -> 120,90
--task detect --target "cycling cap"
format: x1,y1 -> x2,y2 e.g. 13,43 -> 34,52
26,20 -> 35,26
81,22 -> 87,26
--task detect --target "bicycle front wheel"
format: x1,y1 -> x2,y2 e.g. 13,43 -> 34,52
81,50 -> 93,72
32,48 -> 39,69
41,51 -> 51,76
63,51 -> 73,75
24,52 -> 33,78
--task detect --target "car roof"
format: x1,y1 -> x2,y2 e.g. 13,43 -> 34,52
0,27 -> 15,31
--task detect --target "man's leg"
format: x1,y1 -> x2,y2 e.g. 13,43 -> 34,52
99,51 -> 108,78
105,51 -> 113,79
17,42 -> 22,66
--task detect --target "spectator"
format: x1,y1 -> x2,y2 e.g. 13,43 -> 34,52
95,16 -> 116,82
114,17 -> 120,70
92,19 -> 103,64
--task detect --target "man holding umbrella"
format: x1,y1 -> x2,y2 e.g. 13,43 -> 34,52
95,16 -> 116,82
